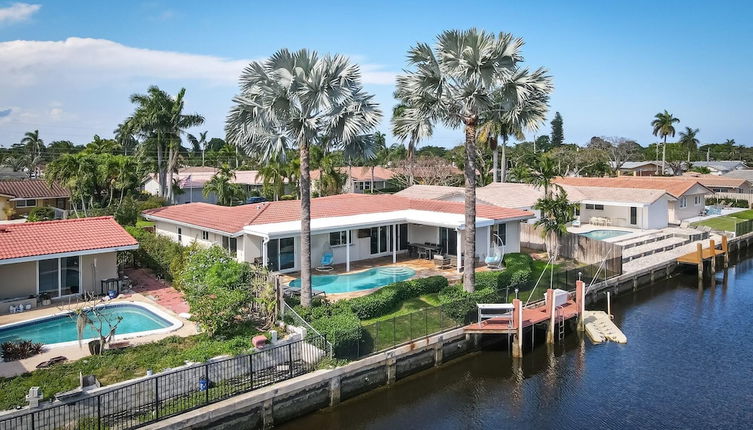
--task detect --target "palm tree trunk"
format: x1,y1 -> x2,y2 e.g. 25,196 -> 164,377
501,136 -> 508,183
157,142 -> 165,198
348,163 -> 353,193
371,166 -> 375,193
408,141 -> 415,186
299,141 -> 313,307
463,118 -> 477,293
662,136 -> 667,175
492,147 -> 499,183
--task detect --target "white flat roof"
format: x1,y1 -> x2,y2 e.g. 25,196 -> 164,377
244,209 -> 531,238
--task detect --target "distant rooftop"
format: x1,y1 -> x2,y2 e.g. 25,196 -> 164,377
0,179 -> 69,199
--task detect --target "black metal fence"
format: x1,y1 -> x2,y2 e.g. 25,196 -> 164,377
736,219 -> 753,237
337,260 -> 620,360
0,335 -> 328,430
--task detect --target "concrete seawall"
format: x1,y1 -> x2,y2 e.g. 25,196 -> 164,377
143,328 -> 474,429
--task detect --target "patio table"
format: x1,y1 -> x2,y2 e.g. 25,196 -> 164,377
409,243 -> 440,260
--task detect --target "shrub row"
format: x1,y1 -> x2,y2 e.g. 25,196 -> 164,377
124,226 -> 185,280
347,276 -> 448,320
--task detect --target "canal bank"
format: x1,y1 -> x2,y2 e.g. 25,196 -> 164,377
278,247 -> 753,429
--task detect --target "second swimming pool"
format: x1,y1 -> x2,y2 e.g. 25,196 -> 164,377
288,266 -> 416,294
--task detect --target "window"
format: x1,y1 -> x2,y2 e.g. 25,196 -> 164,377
370,226 -> 389,254
585,204 -> 604,211
15,199 -> 36,208
398,224 -> 409,251
267,237 -> 295,271
439,227 -> 458,256
222,236 -> 238,256
177,228 -> 182,243
329,231 -> 350,247
38,256 -> 80,298
694,196 -> 702,206
201,231 -> 209,241
491,223 -> 507,246
679,197 -> 687,208
630,207 -> 637,225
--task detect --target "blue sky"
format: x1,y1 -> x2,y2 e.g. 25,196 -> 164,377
1,0 -> 751,149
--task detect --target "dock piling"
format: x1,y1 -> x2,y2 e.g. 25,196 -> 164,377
710,239 -> 716,274
723,236 -> 729,269
546,289 -> 555,344
512,299 -> 523,358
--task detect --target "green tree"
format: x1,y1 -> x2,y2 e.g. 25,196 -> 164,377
651,110 -> 680,174
226,49 -> 381,307
19,130 -> 45,177
550,111 -> 564,146
394,29 -> 552,292
203,164 -> 246,206
678,127 -> 700,161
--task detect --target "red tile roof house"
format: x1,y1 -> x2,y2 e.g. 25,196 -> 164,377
310,166 -> 397,194
142,167 -> 276,205
143,194 -> 533,274
0,217 -> 138,314
0,179 -> 70,221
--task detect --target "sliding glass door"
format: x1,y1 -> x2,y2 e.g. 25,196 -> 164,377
38,256 -> 81,297
439,227 -> 458,256
267,237 -> 295,272
370,226 -> 389,255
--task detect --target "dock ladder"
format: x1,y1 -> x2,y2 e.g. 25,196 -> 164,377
557,309 -> 566,341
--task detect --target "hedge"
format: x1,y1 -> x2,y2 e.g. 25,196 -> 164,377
347,276 -> 448,320
124,226 -> 185,281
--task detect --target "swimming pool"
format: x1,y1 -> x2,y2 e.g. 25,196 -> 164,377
288,266 -> 416,294
579,229 -> 630,240
0,303 -> 182,346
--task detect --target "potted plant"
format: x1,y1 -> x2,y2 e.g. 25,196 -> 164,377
39,293 -> 51,306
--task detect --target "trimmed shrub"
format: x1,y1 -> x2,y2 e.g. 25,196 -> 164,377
346,276 -> 448,320
310,310 -> 362,358
124,226 -> 184,280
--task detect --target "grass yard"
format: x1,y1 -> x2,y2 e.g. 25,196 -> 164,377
691,210 -> 753,232
361,293 -> 441,324
136,219 -> 156,228
362,305 -> 454,351
0,322 -> 261,410
728,210 -> 753,220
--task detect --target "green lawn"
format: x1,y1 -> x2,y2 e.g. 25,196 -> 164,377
362,293 -> 441,324
136,219 -> 156,228
0,322 -> 261,410
728,210 -> 753,220
691,209 -> 753,232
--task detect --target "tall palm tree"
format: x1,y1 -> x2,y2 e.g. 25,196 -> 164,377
125,86 -> 204,202
678,127 -> 700,161
394,29 -> 552,292
226,49 -> 381,307
187,131 -> 208,165
203,164 -> 246,206
343,134 -> 378,193
651,110 -> 680,174
20,130 -> 44,177
369,132 -> 387,191
258,160 -> 288,201
391,103 -> 432,186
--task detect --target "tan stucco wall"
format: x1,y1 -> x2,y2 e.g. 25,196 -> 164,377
0,261 -> 37,299
81,252 -> 118,295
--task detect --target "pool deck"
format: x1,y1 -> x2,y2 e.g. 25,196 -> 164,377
279,255 -> 494,301
0,292 -> 197,378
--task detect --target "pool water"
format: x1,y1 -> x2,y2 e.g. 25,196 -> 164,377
0,304 -> 173,345
579,229 -> 630,240
288,266 -> 416,294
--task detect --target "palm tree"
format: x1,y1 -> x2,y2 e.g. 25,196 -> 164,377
226,49 -> 381,307
391,103 -> 432,186
343,134 -> 378,193
394,29 -> 552,292
258,160 -> 288,201
203,164 -> 246,206
20,130 -> 44,177
651,110 -> 680,174
125,86 -> 204,201
187,131 -> 208,166
369,132 -> 388,191
678,127 -> 700,162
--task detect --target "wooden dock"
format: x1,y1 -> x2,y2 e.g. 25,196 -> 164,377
676,236 -> 729,277
464,300 -> 579,334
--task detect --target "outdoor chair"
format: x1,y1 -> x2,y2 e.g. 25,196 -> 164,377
433,254 -> 451,269
484,248 -> 504,270
316,252 -> 334,272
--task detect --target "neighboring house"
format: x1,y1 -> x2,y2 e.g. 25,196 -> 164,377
143,193 -> 533,274
311,166 -> 396,194
0,167 -> 26,181
554,177 -> 711,225
143,167 -> 267,204
690,161 -> 747,176
723,169 -> 753,186
0,217 -> 138,312
0,179 -> 70,221
610,161 -> 662,176
396,183 -> 543,223
680,173 -> 752,194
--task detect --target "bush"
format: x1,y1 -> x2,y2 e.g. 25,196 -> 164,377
346,276 -> 448,320
26,207 -> 55,222
310,311 -> 362,358
114,196 -> 138,226
188,284 -> 253,336
178,246 -> 248,291
2,340 -> 43,362
438,285 -> 501,322
124,227 -> 185,280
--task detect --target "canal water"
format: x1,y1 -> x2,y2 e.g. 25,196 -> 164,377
281,252 -> 753,429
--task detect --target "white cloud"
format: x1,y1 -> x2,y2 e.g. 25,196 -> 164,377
0,37 -> 396,88
0,2 -> 40,23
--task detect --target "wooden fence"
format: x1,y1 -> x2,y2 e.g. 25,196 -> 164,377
707,192 -> 753,207
520,224 -> 623,276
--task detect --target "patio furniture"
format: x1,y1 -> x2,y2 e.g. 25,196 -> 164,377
571,218 -> 581,227
410,243 -> 440,260
316,252 -> 334,272
283,285 -> 326,298
433,254 -> 451,269
485,248 -> 504,270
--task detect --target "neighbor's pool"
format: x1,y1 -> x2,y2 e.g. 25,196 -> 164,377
288,266 -> 416,294
579,229 -> 630,240
0,303 -> 178,346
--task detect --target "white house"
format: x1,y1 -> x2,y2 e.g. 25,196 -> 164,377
691,161 -> 747,176
143,167 -> 268,204
142,194 -> 534,274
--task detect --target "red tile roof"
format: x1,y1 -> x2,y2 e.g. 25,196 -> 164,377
0,217 -> 138,262
310,166 -> 396,182
0,179 -> 69,199
143,193 -> 533,234
553,176 -> 709,198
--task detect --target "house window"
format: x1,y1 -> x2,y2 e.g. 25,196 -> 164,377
38,256 -> 80,298
201,231 -> 209,241
177,228 -> 182,243
491,223 -> 507,246
15,199 -> 37,208
370,226 -> 389,254
585,204 -> 604,211
679,197 -> 687,208
694,196 -> 702,206
222,236 -> 238,256
630,207 -> 637,225
329,231 -> 350,246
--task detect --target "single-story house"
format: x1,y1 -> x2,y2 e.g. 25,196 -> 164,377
0,179 -> 70,221
680,173 -> 751,194
690,160 -> 747,176
311,166 -> 396,194
143,167 -> 269,204
554,176 -> 712,225
0,217 -> 138,312
611,161 -> 662,176
142,193 -> 534,274
396,183 -> 543,223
